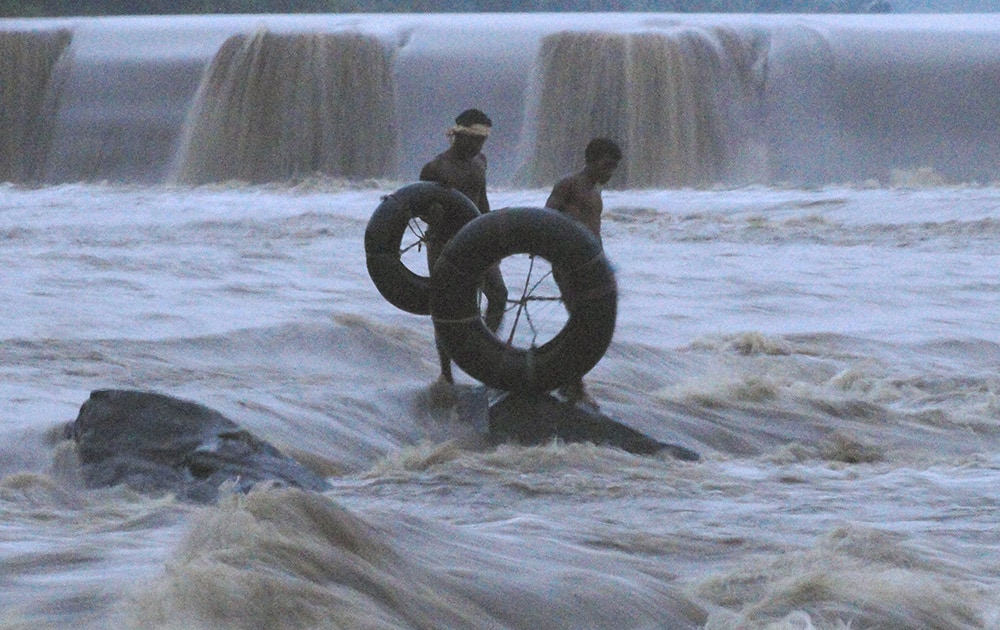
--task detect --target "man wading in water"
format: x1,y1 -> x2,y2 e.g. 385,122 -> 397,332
545,137 -> 622,408
420,109 -> 507,398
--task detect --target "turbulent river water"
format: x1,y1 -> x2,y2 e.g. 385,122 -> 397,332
2,179 -> 1000,629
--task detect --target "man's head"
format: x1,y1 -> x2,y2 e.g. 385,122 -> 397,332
454,109 -> 492,135
449,109 -> 492,157
584,138 -> 622,185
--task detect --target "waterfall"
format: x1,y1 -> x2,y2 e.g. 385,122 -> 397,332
2,14 -> 999,187
173,28 -> 396,185
0,29 -> 71,184
523,26 -> 766,189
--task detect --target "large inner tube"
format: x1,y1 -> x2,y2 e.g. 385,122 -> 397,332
431,207 -> 617,393
364,182 -> 481,315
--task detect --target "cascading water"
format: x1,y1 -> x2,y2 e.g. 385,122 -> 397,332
521,26 -> 767,188
1,14 -> 999,188
0,29 -> 71,183
172,28 -> 397,184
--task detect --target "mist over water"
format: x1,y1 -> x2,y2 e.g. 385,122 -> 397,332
2,12 -> 1000,630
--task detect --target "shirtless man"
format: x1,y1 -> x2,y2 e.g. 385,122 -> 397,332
420,109 -> 508,389
545,137 -> 622,245
545,137 -> 622,406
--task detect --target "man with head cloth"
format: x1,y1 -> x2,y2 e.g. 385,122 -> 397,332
420,109 -> 508,391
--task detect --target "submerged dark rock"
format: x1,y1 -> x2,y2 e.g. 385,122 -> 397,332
488,392 -> 700,461
65,389 -> 330,503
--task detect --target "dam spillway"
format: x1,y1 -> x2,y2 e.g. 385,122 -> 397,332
1,13 -> 999,188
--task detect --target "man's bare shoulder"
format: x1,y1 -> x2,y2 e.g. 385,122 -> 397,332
419,152 -> 449,180
423,152 -> 485,182
550,173 -> 571,190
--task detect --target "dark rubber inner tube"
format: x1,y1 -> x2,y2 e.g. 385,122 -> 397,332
431,207 -> 617,393
365,182 -> 481,315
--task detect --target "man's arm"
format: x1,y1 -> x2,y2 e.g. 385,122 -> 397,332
545,177 -> 573,211
474,154 -> 490,213
419,159 -> 442,183
478,186 -> 490,214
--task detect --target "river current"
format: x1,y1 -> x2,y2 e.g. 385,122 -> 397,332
2,178 -> 999,628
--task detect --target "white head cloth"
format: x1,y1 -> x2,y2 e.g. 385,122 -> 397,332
447,123 -> 492,138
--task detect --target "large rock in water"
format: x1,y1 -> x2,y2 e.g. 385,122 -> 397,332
65,389 -> 330,503
488,393 -> 700,461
